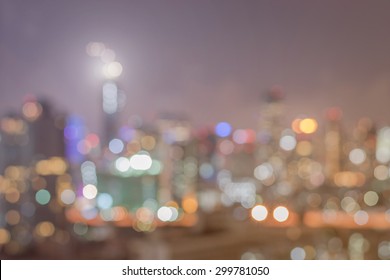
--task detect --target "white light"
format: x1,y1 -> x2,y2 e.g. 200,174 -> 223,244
279,135 -> 297,151
354,210 -> 369,225
254,163 -> 273,181
109,138 -> 124,154
102,82 -> 118,114
100,48 -> 116,63
349,148 -> 366,165
251,205 -> 268,221
60,189 -> 76,205
97,193 -> 113,209
273,206 -> 289,222
364,191 -> 379,206
115,157 -> 130,172
374,165 -> 389,180
129,152 -> 152,171
376,148 -> 390,163
199,163 -> 214,179
83,184 -> 98,199
290,247 -> 306,260
169,207 -> 179,221
103,61 -> 123,79
157,206 -> 172,222
86,42 -> 105,57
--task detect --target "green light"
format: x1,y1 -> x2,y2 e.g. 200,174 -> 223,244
35,189 -> 51,205
148,160 -> 162,176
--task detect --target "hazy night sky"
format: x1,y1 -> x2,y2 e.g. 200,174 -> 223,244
1,0 -> 390,133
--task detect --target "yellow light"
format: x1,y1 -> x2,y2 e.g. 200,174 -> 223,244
35,221 -> 55,237
141,135 -> 156,150
299,118 -> 318,134
36,160 -> 51,176
0,228 -> 11,245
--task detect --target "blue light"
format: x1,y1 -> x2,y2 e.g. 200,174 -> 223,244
215,122 -> 232,138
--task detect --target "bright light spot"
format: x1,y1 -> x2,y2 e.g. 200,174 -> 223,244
349,148 -> 366,165
83,184 -> 98,199
299,118 -> 318,134
215,122 -> 232,138
291,118 -> 302,134
251,205 -> 268,221
109,138 -> 124,154
97,193 -> 113,209
169,207 -> 179,221
60,189 -> 76,205
35,189 -> 51,205
254,163 -> 273,181
103,61 -> 123,79
199,163 -> 214,179
374,165 -> 389,180
115,157 -> 130,172
364,191 -> 379,206
354,210 -> 369,225
291,247 -> 306,260
279,135 -> 297,151
273,206 -> 289,222
182,197 -> 198,214
129,152 -> 152,171
157,206 -> 172,222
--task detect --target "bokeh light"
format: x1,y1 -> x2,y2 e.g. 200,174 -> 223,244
215,122 -> 232,138
251,205 -> 268,221
273,206 -> 289,222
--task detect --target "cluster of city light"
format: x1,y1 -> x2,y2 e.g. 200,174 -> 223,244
6,91 -> 390,261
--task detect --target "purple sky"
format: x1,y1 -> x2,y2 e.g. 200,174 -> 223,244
1,0 -> 390,133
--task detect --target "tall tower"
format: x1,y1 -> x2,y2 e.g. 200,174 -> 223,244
324,107 -> 343,182
101,81 -> 121,146
257,86 -> 285,161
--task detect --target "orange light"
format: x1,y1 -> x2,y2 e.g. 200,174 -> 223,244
291,119 -> 302,134
182,197 -> 198,214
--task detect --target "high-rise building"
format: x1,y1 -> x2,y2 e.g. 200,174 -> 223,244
324,107 -> 343,183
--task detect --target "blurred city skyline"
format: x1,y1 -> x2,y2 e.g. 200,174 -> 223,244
3,0 -> 390,260
2,0 -> 390,133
